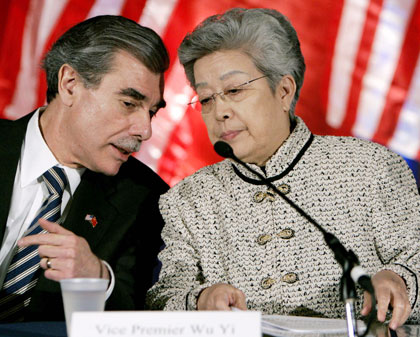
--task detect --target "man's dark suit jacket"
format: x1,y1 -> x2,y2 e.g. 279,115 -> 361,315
0,113 -> 169,321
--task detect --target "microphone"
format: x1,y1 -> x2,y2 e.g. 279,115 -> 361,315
214,141 -> 235,159
214,141 -> 374,295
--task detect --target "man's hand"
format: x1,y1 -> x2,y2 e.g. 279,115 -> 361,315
361,270 -> 411,330
18,218 -> 109,281
197,283 -> 247,311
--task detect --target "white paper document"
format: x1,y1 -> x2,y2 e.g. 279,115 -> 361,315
262,315 -> 366,336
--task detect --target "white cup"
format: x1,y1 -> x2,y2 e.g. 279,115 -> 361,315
60,278 -> 109,336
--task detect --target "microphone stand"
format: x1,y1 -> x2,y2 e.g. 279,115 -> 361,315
225,151 -> 362,337
342,260 -> 358,337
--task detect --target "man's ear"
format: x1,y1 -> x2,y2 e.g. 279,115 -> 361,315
57,64 -> 80,107
276,74 -> 297,113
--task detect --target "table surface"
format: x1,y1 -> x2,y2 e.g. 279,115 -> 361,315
0,321 -> 67,337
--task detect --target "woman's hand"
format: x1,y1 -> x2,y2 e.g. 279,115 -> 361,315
197,283 -> 247,311
362,270 -> 411,330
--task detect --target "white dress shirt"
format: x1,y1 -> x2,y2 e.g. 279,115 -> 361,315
0,109 -> 114,297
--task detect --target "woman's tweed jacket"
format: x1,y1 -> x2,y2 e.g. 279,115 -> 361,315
146,117 -> 420,322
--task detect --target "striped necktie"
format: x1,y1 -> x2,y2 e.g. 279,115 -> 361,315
0,166 -> 68,321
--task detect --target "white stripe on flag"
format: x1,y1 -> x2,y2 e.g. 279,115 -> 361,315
326,0 -> 369,128
352,0 -> 416,139
389,55 -> 420,158
87,0 -> 126,18
135,0 -> 183,171
136,60 -> 193,171
37,0 -> 69,58
139,0 -> 178,35
4,1 -> 44,119
4,0 -> 67,119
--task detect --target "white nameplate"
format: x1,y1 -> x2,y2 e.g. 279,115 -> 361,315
71,311 -> 261,337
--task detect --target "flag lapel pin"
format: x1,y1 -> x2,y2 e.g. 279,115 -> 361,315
85,214 -> 98,228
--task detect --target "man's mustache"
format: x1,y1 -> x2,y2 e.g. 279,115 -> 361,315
113,137 -> 141,153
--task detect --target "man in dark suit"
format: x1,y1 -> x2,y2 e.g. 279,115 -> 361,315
0,15 -> 169,321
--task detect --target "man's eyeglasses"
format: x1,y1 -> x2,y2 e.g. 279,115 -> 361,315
188,75 -> 268,113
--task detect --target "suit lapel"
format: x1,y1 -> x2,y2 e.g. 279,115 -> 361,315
61,170 -> 119,252
0,114 -> 32,241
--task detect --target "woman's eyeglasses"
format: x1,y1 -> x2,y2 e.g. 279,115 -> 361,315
188,75 -> 268,113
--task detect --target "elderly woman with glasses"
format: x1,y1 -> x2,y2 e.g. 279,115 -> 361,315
146,8 -> 420,329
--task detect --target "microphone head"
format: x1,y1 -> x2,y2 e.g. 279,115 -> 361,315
214,141 -> 234,159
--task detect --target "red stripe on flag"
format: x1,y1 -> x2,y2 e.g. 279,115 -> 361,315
292,0 -> 344,135
160,0 -> 236,80
0,0 -> 14,47
372,0 -> 420,146
339,0 -> 384,135
157,106 -> 222,186
121,0 -> 147,22
0,0 -> 31,119
35,0 -> 96,108
159,0 -> 201,79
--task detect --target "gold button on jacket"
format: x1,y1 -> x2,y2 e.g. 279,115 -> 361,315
281,272 -> 299,284
277,228 -> 295,239
261,277 -> 276,289
256,234 -> 272,245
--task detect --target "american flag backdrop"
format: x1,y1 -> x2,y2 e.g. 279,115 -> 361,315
0,0 -> 419,187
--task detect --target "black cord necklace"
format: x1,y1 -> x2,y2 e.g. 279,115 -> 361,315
232,133 -> 314,185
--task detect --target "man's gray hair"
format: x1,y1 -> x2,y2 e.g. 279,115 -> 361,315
42,15 -> 169,103
178,8 -> 305,118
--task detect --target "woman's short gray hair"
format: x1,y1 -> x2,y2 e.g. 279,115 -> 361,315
42,15 -> 169,103
178,8 -> 306,118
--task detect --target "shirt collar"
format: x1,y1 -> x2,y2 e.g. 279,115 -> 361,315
20,108 -> 85,195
